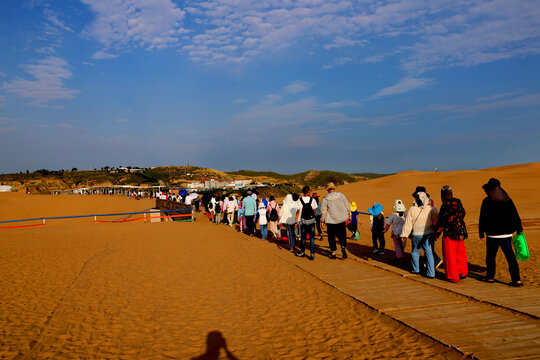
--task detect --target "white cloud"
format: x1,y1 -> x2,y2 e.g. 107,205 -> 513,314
474,92 -> 521,103
44,8 -> 74,33
173,0 -> 540,74
0,72 -> 6,77
373,77 -> 434,98
324,36 -> 366,50
57,123 -> 89,131
81,0 -> 186,55
284,80 -> 313,94
233,98 -> 247,104
2,57 -> 79,107
92,50 -> 118,60
115,118 -> 130,123
261,94 -> 283,104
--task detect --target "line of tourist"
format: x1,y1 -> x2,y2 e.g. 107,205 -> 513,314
203,178 -> 524,287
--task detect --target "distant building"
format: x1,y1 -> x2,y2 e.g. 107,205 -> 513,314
0,185 -> 12,192
187,182 -> 204,189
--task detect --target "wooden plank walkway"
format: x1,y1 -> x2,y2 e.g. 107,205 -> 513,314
278,252 -> 540,360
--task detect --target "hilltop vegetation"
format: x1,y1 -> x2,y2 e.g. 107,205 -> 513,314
0,166 -> 389,193
228,170 -> 379,187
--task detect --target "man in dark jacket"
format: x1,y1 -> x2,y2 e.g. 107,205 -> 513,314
479,178 -> 523,287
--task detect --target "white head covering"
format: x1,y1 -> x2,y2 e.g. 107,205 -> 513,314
279,194 -> 293,224
417,192 -> 430,207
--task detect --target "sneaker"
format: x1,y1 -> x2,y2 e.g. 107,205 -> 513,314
378,250 -> 384,255
372,249 -> 379,254
329,253 -> 337,259
296,252 -> 305,257
341,246 -> 348,259
308,255 -> 315,260
435,259 -> 443,269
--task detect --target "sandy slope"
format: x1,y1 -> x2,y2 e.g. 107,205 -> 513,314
0,196 -> 462,359
334,162 -> 539,285
0,162 -> 537,359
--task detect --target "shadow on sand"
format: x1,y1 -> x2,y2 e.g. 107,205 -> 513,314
191,331 -> 238,360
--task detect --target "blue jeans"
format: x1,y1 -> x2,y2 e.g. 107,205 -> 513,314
260,224 -> 268,240
411,234 -> 435,277
300,223 -> 316,255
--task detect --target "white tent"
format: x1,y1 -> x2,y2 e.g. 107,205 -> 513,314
0,185 -> 12,192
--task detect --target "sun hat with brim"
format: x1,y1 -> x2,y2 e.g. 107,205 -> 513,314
393,199 -> 406,212
350,202 -> 357,212
412,186 -> 429,198
482,178 -> 501,191
368,202 -> 384,216
326,182 -> 336,190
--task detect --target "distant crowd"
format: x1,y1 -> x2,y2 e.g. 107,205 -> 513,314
202,179 -> 525,287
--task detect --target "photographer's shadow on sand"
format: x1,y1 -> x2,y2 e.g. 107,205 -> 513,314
191,331 -> 238,360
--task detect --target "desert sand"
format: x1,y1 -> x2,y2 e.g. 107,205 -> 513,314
339,162 -> 539,286
0,163 -> 538,359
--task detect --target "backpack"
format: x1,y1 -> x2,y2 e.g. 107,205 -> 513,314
268,204 -> 279,221
300,197 -> 316,225
214,201 -> 221,213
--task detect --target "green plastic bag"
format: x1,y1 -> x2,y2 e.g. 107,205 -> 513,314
512,232 -> 530,261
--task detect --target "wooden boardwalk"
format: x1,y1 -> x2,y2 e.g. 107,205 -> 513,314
276,249 -> 540,360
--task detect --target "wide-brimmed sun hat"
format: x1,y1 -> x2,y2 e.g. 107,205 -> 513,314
350,202 -> 357,211
412,186 -> 429,198
393,199 -> 406,212
482,178 -> 501,191
368,202 -> 384,216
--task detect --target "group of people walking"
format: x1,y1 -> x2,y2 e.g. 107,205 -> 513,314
375,179 -> 523,286
204,178 -> 525,287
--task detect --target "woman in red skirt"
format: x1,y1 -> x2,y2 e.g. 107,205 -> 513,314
436,186 -> 468,282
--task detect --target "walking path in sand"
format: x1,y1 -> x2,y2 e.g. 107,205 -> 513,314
278,246 -> 540,359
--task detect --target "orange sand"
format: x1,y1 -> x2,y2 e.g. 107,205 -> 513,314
337,162 -> 539,286
0,195 -> 463,359
1,162 -> 538,359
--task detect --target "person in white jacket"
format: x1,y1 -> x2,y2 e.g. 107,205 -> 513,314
400,192 -> 439,278
279,194 -> 301,252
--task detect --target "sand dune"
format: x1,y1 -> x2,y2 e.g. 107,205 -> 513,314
0,199 -> 462,359
333,162 -> 539,285
0,163 -> 537,359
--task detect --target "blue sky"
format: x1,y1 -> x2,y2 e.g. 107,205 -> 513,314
1,0 -> 539,174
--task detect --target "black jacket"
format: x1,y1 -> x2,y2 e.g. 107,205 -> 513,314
478,197 -> 522,238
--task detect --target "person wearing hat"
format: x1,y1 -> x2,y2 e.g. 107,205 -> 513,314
436,186 -> 468,282
257,202 -> 268,240
411,186 -> 443,269
348,202 -> 361,240
321,182 -> 351,259
384,200 -> 407,260
400,192 -> 439,278
369,203 -> 385,254
479,178 -> 523,286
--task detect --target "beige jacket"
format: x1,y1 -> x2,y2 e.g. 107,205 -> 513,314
400,193 -> 439,237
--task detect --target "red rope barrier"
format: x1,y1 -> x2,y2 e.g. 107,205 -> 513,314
0,223 -> 45,229
94,213 -> 192,224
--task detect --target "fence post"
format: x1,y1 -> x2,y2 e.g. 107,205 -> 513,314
144,213 -> 146,223
42,218 -> 45,225
94,215 -> 97,223
191,209 -> 194,222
